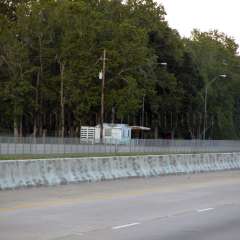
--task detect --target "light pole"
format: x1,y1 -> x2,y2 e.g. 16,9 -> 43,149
203,74 -> 227,140
141,93 -> 145,139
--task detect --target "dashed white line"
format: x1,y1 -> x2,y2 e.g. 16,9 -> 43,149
112,222 -> 141,230
112,208 -> 215,231
197,208 -> 214,213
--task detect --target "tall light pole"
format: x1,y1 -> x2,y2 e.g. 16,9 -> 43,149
141,93 -> 146,139
99,49 -> 106,143
203,74 -> 227,140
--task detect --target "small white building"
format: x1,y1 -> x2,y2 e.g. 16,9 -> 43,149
81,123 -> 131,144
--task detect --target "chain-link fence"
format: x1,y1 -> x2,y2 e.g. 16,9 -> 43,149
0,136 -> 240,156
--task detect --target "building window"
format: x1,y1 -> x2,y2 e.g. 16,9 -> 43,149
105,128 -> 112,137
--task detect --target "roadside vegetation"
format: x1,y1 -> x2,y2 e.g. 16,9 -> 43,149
1,0 -> 240,139
0,152 -> 171,160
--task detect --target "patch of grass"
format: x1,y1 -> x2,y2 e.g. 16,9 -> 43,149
0,152 -> 170,161
0,150 -> 234,161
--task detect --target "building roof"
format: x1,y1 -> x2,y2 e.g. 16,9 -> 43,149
95,123 -> 130,129
130,126 -> 151,131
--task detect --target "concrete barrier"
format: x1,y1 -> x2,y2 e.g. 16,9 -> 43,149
1,153 -> 240,190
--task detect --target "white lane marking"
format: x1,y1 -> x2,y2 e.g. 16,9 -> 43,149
197,208 -> 214,213
112,222 -> 140,230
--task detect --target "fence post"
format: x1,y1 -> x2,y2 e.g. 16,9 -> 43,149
43,136 -> 45,155
23,137 -> 25,155
63,137 -> 65,155
87,140 -> 89,157
7,137 -> 9,155
104,138 -> 106,154
29,137 -> 31,155
14,137 -> 16,155
115,140 -> 117,154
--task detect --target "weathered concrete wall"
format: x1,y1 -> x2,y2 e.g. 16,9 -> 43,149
1,153 -> 240,190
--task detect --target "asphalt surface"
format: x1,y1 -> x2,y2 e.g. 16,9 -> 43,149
1,171 -> 240,240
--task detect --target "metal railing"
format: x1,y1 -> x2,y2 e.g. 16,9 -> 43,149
0,136 -> 240,156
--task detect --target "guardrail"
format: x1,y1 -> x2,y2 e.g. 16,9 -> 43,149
0,137 -> 240,156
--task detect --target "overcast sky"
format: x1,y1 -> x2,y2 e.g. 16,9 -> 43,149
159,0 -> 240,47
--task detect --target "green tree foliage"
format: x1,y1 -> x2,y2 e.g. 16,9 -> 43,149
0,0 -> 240,139
0,13 -> 33,136
185,30 -> 240,139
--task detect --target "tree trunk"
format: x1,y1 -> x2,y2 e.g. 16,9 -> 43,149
198,112 -> 202,139
154,125 -> 158,139
19,117 -> 23,138
39,35 -> 44,137
14,116 -> 18,138
33,71 -> 40,137
39,115 -> 43,137
54,112 -> 58,137
60,61 -> 65,138
111,107 -> 115,124
33,117 -> 37,137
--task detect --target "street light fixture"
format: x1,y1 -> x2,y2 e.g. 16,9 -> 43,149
203,74 -> 227,140
219,74 -> 227,78
159,62 -> 167,66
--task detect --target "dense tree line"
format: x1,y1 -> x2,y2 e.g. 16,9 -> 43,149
0,0 -> 240,139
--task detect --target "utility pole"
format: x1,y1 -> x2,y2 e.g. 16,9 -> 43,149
100,49 -> 106,143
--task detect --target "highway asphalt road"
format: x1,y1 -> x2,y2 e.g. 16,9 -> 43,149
1,171 -> 240,240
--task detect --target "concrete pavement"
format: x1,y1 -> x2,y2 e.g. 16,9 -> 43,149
1,171 -> 240,240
